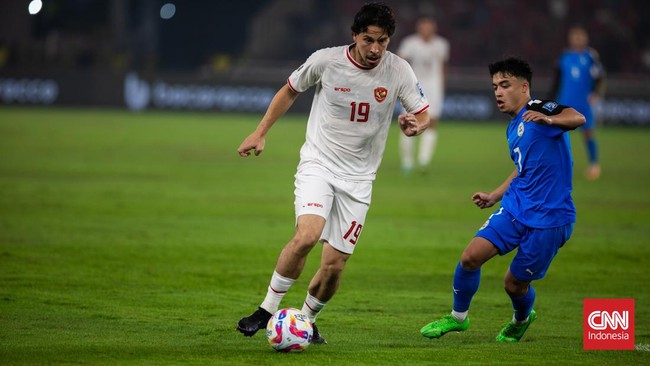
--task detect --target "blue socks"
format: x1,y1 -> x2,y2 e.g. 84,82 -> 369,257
586,138 -> 598,164
452,262 -> 481,313
452,261 -> 536,322
510,284 -> 536,322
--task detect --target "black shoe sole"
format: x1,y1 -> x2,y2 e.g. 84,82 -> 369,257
236,325 -> 259,337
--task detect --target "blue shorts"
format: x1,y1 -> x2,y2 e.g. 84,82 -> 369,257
475,208 -> 574,281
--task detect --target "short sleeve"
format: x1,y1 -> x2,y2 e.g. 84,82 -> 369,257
398,59 -> 429,114
526,99 -> 570,137
526,99 -> 568,116
287,49 -> 330,93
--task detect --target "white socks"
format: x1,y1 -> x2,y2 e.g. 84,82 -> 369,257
260,271 -> 295,314
301,292 -> 327,323
259,271 -> 328,322
512,314 -> 529,324
451,310 -> 468,322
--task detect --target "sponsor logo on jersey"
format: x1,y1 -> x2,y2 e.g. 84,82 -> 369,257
374,87 -> 388,103
334,87 -> 351,92
583,298 -> 634,350
305,202 -> 324,208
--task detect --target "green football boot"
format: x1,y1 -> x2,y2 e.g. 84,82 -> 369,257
496,309 -> 537,342
421,314 -> 470,339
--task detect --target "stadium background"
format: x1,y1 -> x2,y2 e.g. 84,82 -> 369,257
1,1 -> 649,365
1,0 -> 649,123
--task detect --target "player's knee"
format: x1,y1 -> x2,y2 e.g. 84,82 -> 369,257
459,251 -> 482,271
320,261 -> 345,279
291,229 -> 320,248
504,278 -> 528,297
287,235 -> 319,257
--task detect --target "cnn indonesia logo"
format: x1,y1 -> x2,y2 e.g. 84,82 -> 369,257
583,298 -> 635,350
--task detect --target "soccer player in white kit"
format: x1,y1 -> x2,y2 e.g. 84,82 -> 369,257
397,16 -> 449,174
236,3 -> 430,344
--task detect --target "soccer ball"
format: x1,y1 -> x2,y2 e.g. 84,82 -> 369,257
266,308 -> 313,352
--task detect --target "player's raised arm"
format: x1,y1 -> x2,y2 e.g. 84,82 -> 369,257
237,84 -> 300,157
522,107 -> 585,130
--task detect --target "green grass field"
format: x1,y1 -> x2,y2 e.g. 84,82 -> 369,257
1,107 -> 649,365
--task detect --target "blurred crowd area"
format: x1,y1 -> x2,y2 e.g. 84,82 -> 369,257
1,0 -> 648,78
244,0 -> 649,77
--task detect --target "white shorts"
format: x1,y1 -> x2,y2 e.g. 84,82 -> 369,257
294,164 -> 372,254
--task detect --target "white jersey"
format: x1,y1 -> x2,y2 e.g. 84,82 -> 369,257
397,35 -> 449,117
288,45 -> 429,181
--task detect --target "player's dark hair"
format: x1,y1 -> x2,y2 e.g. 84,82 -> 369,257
351,2 -> 396,37
488,57 -> 533,85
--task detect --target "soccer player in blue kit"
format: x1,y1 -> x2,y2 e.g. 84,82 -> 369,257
550,25 -> 605,180
420,57 -> 585,342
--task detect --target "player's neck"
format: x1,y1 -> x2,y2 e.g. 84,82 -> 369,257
511,100 -> 529,117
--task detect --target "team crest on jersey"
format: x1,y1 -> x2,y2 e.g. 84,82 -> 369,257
518,122 -> 525,137
374,87 -> 388,103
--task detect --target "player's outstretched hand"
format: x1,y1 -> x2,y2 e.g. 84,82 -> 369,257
238,132 -> 265,157
472,192 -> 497,209
398,113 -> 419,136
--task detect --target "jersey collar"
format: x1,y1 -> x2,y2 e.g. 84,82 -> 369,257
346,44 -> 373,70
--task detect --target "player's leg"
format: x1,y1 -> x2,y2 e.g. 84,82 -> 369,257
504,269 -> 535,322
420,237 -> 498,338
496,269 -> 537,342
417,91 -> 442,171
303,243 -> 350,310
398,104 -> 415,174
237,214 -> 326,337
417,117 -> 438,171
399,133 -> 415,174
496,268 -> 537,342
581,107 -> 600,180
237,166 -> 333,337
583,128 -> 600,180
496,223 -> 573,342
301,242 -> 351,344
454,236 -> 499,315
421,208 -> 518,339
299,176 -> 371,343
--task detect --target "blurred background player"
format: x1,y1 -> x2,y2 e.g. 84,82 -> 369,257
420,57 -> 585,342
236,3 -> 430,344
550,25 -> 606,180
396,16 -> 449,174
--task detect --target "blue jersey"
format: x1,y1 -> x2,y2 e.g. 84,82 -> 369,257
501,99 -> 576,229
556,48 -> 603,114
